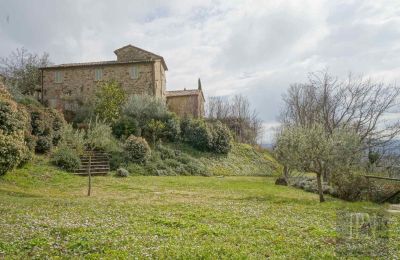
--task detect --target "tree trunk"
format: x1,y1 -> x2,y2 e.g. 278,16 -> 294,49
316,173 -> 325,202
87,154 -> 92,197
322,168 -> 328,183
283,165 -> 290,183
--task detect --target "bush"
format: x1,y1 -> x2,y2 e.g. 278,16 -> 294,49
122,95 -> 169,135
0,132 -> 28,175
115,167 -> 129,177
292,176 -> 336,196
184,119 -> 213,151
124,135 -> 151,163
109,150 -> 125,171
112,117 -> 138,139
35,136 -> 53,153
48,109 -> 65,145
331,172 -> 368,201
51,147 -> 81,172
0,86 -> 31,174
86,119 -> 118,152
164,114 -> 181,141
210,121 -> 232,154
29,108 -> 52,137
127,163 -> 149,176
59,124 -> 85,155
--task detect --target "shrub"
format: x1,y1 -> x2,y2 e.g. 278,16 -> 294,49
164,114 -> 181,141
184,119 -> 213,151
210,121 -> 232,154
59,124 -> 85,155
124,135 -> 151,163
331,172 -> 368,201
122,95 -> 169,135
126,163 -> 148,176
146,119 -> 165,145
35,136 -> 53,153
0,87 -> 31,174
29,108 -> 52,137
0,132 -> 28,175
86,119 -> 118,151
115,167 -> 129,177
24,132 -> 37,151
112,117 -> 138,139
109,150 -> 125,171
0,99 -> 28,134
48,108 -> 65,145
51,147 -> 81,172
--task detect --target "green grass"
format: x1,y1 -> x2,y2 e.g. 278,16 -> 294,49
0,156 -> 399,259
153,142 -> 281,176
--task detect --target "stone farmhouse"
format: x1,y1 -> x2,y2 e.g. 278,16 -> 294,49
39,44 -> 204,120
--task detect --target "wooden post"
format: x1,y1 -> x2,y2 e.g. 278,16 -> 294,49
87,153 -> 92,196
367,176 -> 371,201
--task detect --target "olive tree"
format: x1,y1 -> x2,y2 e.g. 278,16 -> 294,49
94,80 -> 126,123
122,95 -> 168,136
275,124 -> 361,202
0,48 -> 51,95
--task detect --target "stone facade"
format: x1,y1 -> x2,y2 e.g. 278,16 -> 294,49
40,44 -> 204,120
166,87 -> 205,118
40,45 -> 167,120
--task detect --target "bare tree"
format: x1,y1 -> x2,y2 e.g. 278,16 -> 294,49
207,94 -> 263,145
0,48 -> 51,95
281,71 -> 400,149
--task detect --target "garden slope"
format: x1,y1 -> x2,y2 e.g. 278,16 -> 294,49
0,159 -> 398,258
161,142 -> 281,176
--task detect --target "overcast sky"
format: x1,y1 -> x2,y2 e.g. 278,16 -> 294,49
1,0 -> 400,142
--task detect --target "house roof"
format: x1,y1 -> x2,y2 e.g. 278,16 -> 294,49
39,44 -> 168,70
114,44 -> 168,70
39,60 -> 154,69
166,89 -> 205,102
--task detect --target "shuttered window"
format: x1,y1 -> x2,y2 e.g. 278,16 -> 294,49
95,68 -> 103,81
54,71 -> 63,83
130,66 -> 138,79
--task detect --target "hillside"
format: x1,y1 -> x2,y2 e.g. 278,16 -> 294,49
122,142 -> 281,177
0,159 -> 398,258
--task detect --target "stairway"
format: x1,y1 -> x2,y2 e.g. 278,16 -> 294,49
75,151 -> 110,176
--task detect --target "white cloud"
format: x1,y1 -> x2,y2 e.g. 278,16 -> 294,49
1,0 -> 400,141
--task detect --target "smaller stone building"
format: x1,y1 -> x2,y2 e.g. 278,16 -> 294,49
166,79 -> 205,118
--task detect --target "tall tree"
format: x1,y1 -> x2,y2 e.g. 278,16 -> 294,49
0,48 -> 51,95
207,94 -> 263,145
281,71 -> 400,149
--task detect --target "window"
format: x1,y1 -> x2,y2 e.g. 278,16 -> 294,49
94,68 -> 103,81
54,71 -> 63,83
130,66 -> 138,79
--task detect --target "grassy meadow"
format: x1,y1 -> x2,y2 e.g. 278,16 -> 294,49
0,156 -> 399,259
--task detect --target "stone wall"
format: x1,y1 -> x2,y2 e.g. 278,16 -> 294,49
42,62 -> 156,115
167,95 -> 202,118
154,60 -> 166,100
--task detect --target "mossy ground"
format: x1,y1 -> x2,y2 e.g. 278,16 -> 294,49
1,156 -> 399,258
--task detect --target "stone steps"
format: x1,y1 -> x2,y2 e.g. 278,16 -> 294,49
75,150 -> 110,176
